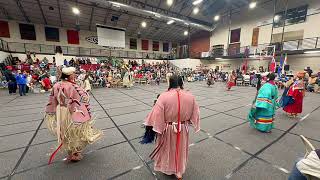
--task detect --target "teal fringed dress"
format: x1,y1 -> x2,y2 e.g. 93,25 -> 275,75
248,82 -> 279,132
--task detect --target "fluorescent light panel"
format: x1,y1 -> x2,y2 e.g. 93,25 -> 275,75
72,7 -> 80,15
192,0 -> 203,5
193,7 -> 199,14
214,15 -> 220,21
141,21 -> 147,28
304,50 -> 320,54
249,2 -> 257,9
167,20 -> 175,24
167,0 -> 173,6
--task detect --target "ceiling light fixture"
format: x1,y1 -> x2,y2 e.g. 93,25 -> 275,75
110,2 -> 127,8
141,21 -> 147,28
193,7 -> 199,14
106,0 -> 214,31
72,7 -> 80,15
249,2 -> 257,9
154,13 -> 161,18
304,50 -> 320,54
184,31 -> 188,36
167,20 -> 175,25
167,0 -> 173,6
214,15 -> 220,21
192,0 -> 203,5
274,15 -> 281,22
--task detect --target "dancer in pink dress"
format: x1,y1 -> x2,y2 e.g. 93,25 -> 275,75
144,75 -> 200,179
45,67 -> 102,163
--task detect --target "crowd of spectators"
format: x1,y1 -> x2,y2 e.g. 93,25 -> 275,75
1,53 -> 319,94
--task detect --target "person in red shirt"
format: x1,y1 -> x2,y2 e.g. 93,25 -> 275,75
41,75 -> 52,91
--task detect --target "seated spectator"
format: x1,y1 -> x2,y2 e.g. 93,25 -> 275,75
64,59 -> 68,66
49,73 -> 57,84
69,58 -> 75,67
41,75 -> 52,91
307,75 -> 318,92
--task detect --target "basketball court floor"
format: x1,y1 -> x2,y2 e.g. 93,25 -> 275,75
0,82 -> 319,180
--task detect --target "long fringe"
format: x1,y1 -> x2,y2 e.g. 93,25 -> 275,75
45,108 -> 102,153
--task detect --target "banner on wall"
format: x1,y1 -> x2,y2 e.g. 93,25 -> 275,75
0,20 -> 10,38
142,40 -> 149,50
19,23 -> 36,40
153,41 -> 159,51
163,42 -> 169,52
45,27 -> 59,42
230,28 -> 241,43
251,27 -> 259,46
130,38 -> 137,50
67,30 -> 80,44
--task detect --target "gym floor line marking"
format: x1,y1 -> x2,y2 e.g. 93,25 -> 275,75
90,92 -> 158,180
223,104 -> 320,179
8,118 -> 45,179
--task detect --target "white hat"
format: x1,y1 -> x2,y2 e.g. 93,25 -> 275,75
62,67 -> 76,75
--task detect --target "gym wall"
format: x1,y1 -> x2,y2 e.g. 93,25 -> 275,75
0,20 -> 172,53
210,0 -> 320,48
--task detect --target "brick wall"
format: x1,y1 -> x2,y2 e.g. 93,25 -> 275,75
190,31 -> 210,58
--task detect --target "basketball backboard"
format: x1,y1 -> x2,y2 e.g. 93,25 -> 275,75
251,45 -> 276,60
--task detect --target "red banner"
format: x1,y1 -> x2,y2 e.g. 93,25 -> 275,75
0,20 -> 10,38
142,40 -> 149,50
67,30 -> 79,44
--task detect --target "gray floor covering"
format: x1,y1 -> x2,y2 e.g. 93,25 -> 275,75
0,81 -> 319,180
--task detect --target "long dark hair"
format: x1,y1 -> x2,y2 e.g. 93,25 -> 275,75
267,73 -> 276,81
60,73 -> 70,80
168,75 -> 184,90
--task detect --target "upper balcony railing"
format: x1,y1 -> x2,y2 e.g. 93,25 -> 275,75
0,39 -> 170,59
200,37 -> 320,59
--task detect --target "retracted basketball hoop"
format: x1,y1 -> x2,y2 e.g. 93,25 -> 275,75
251,45 -> 276,60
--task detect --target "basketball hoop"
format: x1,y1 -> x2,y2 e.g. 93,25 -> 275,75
252,45 -> 276,61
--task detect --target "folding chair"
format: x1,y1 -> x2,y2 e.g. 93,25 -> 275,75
236,78 -> 243,86
140,78 -> 147,85
243,78 -> 250,86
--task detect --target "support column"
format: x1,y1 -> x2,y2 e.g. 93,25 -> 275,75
188,26 -> 191,58
270,0 -> 277,44
280,0 -> 289,52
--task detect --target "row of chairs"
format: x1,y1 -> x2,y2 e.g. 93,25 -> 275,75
236,77 -> 251,86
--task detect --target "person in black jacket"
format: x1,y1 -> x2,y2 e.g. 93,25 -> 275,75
4,68 -> 17,95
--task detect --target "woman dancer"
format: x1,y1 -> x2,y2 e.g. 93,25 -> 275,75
82,73 -> 92,92
279,77 -> 294,108
123,70 -> 132,88
283,72 -> 306,117
45,67 -> 102,163
207,72 -> 214,87
226,71 -> 236,91
248,73 -> 279,132
143,75 -> 200,179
